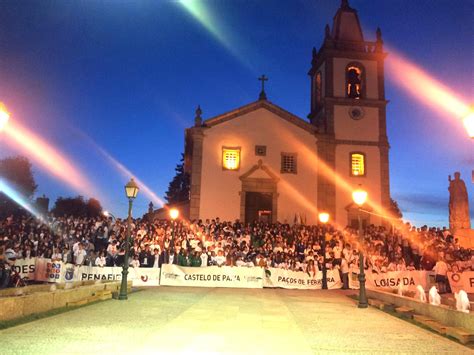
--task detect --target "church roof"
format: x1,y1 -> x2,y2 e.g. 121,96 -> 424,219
202,99 -> 317,135
332,0 -> 364,43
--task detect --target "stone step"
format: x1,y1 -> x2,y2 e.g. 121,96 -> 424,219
416,319 -> 448,335
368,299 -> 383,308
98,293 -> 112,301
394,306 -> 414,318
413,314 -> 434,323
446,327 -> 474,345
67,299 -> 88,307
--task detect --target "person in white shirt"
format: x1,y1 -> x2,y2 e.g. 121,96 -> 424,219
74,243 -> 87,265
130,255 -> 140,268
214,250 -> 226,266
95,251 -> 106,267
433,255 -> 449,293
340,257 -> 350,289
51,247 -> 62,261
200,249 -> 208,267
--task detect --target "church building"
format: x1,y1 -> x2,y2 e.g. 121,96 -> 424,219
184,0 -> 391,227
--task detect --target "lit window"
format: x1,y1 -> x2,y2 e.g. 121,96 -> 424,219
222,147 -> 240,170
351,153 -> 365,176
281,153 -> 297,174
346,65 -> 363,99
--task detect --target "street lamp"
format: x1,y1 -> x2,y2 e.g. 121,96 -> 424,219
103,210 -> 117,222
318,212 -> 330,290
169,208 -> 179,251
118,178 -> 139,301
352,186 -> 368,308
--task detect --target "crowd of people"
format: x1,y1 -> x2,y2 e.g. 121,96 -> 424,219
1,213 -> 472,290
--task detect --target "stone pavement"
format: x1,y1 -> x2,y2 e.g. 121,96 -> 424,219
0,287 -> 470,354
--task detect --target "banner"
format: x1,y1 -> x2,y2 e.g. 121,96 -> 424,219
160,264 -> 264,288
12,257 -> 441,292
34,258 -> 64,283
263,268 -> 342,290
10,258 -> 36,280
12,258 -> 160,286
65,265 -> 161,287
447,272 -> 474,293
349,270 -> 433,292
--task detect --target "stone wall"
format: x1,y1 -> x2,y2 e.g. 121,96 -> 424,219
0,281 -> 131,322
367,289 -> 474,332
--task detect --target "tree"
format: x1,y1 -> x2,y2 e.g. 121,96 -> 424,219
165,153 -> 190,204
0,156 -> 38,217
389,198 -> 403,219
51,196 -> 103,217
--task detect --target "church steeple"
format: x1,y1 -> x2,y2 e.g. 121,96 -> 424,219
331,0 -> 364,43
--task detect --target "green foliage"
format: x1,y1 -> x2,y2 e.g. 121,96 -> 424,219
51,196 -> 103,217
165,153 -> 190,204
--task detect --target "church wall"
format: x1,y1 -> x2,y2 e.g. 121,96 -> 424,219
333,58 -> 379,99
334,144 -> 382,226
199,108 -> 319,223
334,105 -> 379,142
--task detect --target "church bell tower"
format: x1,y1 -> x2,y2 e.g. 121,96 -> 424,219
309,0 -> 391,226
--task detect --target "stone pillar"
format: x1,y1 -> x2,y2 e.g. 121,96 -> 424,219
189,128 -> 204,221
317,135 -> 336,220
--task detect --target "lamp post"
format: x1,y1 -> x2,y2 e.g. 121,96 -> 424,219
169,208 -> 179,251
118,178 -> 139,300
352,186 -> 368,308
318,212 -> 330,290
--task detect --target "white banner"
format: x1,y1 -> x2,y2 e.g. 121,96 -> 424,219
447,272 -> 474,294
160,264 -> 265,288
68,265 -> 161,287
12,258 -> 160,287
349,270 -> 433,292
263,268 -> 342,290
11,258 -> 36,280
34,258 -> 63,283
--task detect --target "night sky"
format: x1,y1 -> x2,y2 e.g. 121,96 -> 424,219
0,0 -> 472,226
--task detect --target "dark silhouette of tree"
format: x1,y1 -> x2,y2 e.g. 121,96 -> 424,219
51,196 -> 103,217
86,198 -> 103,217
390,198 -> 403,219
165,153 -> 190,204
0,156 -> 37,217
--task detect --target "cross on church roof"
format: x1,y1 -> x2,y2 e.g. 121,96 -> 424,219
258,74 -> 268,100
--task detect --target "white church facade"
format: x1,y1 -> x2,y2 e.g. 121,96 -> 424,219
184,1 -> 391,227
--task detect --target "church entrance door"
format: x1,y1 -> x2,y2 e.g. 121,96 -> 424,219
245,192 -> 272,224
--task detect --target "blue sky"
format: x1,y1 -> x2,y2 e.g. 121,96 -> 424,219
0,0 -> 472,226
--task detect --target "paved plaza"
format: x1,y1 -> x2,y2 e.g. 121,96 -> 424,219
0,287 -> 469,354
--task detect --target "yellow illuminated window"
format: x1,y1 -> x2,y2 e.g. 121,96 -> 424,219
222,148 -> 240,170
351,153 -> 365,176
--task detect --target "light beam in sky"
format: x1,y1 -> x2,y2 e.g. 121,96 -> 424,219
1,105 -> 101,201
177,0 -> 252,69
75,130 -> 166,209
386,50 -> 471,120
0,103 -> 10,131
0,178 -> 41,218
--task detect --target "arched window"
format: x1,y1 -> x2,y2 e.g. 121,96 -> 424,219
346,63 -> 364,99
